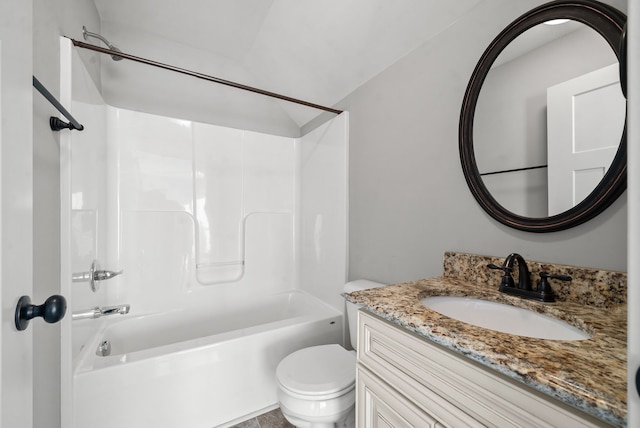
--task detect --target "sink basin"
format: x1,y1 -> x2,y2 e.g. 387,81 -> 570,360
421,296 -> 590,341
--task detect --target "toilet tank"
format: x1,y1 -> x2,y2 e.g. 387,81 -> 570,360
343,280 -> 386,350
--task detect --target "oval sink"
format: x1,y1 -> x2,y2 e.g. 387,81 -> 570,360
421,296 -> 590,341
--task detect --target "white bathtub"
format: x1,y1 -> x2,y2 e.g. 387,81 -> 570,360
73,290 -> 344,428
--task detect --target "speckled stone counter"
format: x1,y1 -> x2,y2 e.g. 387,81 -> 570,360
345,253 -> 627,427
443,252 -> 627,308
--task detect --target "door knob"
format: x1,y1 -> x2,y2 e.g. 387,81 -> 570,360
15,295 -> 67,331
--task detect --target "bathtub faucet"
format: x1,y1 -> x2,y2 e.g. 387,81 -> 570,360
72,304 -> 130,320
93,269 -> 123,282
72,259 -> 123,292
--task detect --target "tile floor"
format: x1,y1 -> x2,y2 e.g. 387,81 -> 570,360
230,408 -> 294,428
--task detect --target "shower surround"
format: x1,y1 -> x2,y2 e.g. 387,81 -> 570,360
60,39 -> 348,427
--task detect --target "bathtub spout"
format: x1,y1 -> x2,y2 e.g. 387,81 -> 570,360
72,304 -> 130,320
101,304 -> 130,316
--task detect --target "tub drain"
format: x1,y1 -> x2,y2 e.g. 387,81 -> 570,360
96,340 -> 111,357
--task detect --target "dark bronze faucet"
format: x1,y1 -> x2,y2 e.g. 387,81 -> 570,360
487,253 -> 571,302
504,253 -> 532,291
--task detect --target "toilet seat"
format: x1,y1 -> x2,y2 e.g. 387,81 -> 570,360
276,344 -> 356,398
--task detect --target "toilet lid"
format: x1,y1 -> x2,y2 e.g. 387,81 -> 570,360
276,344 -> 356,396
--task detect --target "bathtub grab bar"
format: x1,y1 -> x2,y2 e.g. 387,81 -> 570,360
72,304 -> 130,320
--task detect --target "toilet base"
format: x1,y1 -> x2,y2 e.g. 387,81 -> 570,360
280,405 -> 354,428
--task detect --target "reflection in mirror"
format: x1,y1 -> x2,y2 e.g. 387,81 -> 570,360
473,21 -> 625,217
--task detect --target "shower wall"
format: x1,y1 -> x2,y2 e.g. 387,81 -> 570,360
112,107 -> 348,315
62,39 -> 348,366
110,107 -> 299,314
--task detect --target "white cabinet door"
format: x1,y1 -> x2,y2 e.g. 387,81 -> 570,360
357,366 -> 441,428
357,311 -> 608,428
547,63 -> 625,215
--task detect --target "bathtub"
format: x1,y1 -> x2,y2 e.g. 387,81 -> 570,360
73,290 -> 344,428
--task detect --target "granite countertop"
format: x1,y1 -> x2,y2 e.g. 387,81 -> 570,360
345,277 -> 627,427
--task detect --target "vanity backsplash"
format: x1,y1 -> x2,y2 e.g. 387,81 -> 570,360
443,251 -> 627,308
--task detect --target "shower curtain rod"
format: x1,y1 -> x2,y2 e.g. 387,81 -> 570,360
68,38 -> 343,115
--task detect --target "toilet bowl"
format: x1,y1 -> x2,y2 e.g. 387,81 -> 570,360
275,280 -> 386,428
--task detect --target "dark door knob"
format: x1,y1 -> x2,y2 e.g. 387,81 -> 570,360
15,295 -> 67,331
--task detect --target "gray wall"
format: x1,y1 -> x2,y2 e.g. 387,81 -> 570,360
319,0 -> 628,283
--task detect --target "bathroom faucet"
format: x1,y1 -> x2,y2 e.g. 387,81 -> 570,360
503,253 -> 532,291
71,304 -> 130,320
488,253 -> 531,291
488,253 -> 570,302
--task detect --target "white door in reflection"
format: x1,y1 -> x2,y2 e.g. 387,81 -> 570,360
547,63 -> 625,215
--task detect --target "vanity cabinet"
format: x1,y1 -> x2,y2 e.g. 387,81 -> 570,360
356,310 -> 609,428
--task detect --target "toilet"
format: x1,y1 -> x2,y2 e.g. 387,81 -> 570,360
276,280 -> 386,428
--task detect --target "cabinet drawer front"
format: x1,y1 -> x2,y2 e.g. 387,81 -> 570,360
357,310 -> 606,428
357,365 -> 441,428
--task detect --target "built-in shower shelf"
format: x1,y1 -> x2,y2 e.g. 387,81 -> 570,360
196,261 -> 245,285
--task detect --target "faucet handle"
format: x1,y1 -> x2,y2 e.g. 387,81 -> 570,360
536,272 -> 572,301
545,273 -> 572,282
487,263 -> 515,288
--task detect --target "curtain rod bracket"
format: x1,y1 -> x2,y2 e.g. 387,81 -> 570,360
50,117 -> 84,132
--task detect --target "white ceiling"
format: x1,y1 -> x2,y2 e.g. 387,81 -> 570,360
93,0 -> 483,127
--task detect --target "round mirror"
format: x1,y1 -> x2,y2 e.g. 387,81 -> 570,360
459,0 -> 626,232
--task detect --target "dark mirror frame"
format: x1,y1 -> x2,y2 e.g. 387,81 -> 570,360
459,0 -> 627,233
